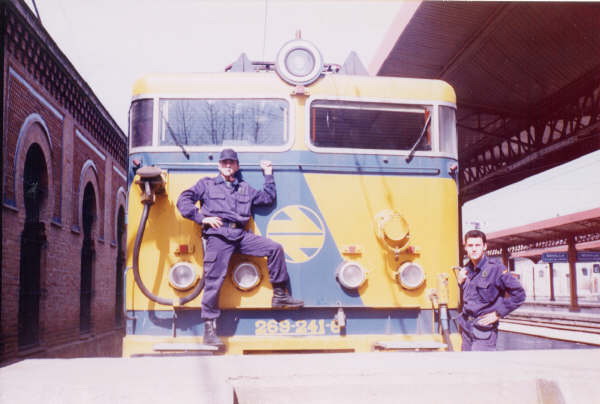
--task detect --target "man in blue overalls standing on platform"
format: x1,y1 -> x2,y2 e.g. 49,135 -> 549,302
177,148 -> 303,347
457,229 -> 526,351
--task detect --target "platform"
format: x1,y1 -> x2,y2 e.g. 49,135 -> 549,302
2,349 -> 599,404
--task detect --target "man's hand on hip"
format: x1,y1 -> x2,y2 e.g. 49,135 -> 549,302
478,311 -> 499,326
202,217 -> 223,229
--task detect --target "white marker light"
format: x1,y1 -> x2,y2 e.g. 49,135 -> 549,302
232,262 -> 261,291
336,261 -> 367,289
168,262 -> 198,291
396,262 -> 425,290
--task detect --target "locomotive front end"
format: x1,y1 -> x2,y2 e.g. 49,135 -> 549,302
123,38 -> 461,356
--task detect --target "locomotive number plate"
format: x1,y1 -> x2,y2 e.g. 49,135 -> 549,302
254,319 -> 340,336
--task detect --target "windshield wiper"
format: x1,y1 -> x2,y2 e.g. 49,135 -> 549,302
405,115 -> 431,163
159,110 -> 190,160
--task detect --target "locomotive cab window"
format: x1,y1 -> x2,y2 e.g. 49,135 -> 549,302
130,99 -> 154,148
309,100 -> 433,152
439,105 -> 457,157
158,98 -> 289,147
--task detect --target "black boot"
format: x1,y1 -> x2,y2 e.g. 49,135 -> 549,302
272,286 -> 304,309
203,319 -> 224,347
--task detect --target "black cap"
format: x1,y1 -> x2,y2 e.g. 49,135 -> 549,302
219,148 -> 238,162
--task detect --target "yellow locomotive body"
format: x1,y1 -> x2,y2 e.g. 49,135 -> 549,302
124,39 -> 460,356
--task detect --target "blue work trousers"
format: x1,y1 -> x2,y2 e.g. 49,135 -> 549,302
459,316 -> 499,351
201,232 -> 289,319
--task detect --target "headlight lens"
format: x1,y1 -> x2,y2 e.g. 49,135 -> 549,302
286,48 -> 315,77
396,262 -> 425,290
232,262 -> 261,291
168,262 -> 198,291
336,261 -> 367,289
275,39 -> 323,86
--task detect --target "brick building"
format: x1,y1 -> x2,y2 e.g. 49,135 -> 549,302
1,0 -> 128,365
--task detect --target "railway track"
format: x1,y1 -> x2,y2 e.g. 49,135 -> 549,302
499,309 -> 600,345
503,310 -> 600,334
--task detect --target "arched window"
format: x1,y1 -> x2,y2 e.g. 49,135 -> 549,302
80,183 -> 96,334
18,144 -> 48,349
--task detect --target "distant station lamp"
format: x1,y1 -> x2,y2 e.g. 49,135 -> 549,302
469,221 -> 482,230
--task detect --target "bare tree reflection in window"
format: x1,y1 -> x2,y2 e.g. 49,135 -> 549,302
159,99 -> 287,147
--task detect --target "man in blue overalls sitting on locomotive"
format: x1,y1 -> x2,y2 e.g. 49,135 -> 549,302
177,148 -> 303,347
456,229 -> 526,351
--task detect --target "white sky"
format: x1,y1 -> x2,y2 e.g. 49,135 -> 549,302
26,0 -> 403,132
463,149 -> 600,234
24,0 -> 600,234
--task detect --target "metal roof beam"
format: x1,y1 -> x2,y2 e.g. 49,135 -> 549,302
438,3 -> 514,79
460,78 -> 600,202
461,123 -> 600,201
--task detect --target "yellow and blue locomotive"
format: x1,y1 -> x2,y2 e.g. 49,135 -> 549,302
124,38 -> 461,355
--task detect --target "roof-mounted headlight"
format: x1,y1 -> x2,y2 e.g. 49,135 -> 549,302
168,262 -> 198,291
232,262 -> 262,291
275,39 -> 323,86
336,261 -> 367,290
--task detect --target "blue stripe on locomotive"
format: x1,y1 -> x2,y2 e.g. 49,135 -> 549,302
129,151 -> 457,307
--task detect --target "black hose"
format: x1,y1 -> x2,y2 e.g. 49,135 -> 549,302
132,200 -> 204,306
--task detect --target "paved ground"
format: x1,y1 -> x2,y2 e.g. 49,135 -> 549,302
2,349 -> 599,404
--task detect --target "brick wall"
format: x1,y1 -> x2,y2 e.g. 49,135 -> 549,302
1,0 -> 128,366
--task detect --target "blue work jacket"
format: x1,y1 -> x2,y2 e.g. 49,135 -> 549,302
461,255 -> 526,318
176,173 -> 276,238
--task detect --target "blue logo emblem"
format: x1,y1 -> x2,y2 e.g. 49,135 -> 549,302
266,205 -> 326,264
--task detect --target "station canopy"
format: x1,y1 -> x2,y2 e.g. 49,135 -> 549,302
485,207 -> 600,259
373,2 -> 600,203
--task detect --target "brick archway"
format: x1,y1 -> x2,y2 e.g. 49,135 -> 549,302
76,160 -> 101,239
18,143 -> 49,349
14,113 -> 55,221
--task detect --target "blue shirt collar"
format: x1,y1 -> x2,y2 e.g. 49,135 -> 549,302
216,174 -> 239,187
468,254 -> 488,272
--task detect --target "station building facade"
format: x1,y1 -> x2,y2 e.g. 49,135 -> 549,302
1,0 -> 128,365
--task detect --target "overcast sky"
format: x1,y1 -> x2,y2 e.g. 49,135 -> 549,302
24,0 -> 600,234
463,149 -> 600,233
26,0 -> 403,132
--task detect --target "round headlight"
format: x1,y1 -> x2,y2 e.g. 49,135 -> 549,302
232,262 -> 261,291
374,210 -> 411,252
275,39 -> 323,86
336,261 -> 367,290
383,215 -> 409,245
168,262 -> 198,291
396,262 -> 425,290
286,48 -> 315,77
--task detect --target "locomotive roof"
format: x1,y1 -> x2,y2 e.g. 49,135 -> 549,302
132,72 -> 456,104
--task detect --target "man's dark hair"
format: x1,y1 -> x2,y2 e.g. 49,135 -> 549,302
464,229 -> 486,244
